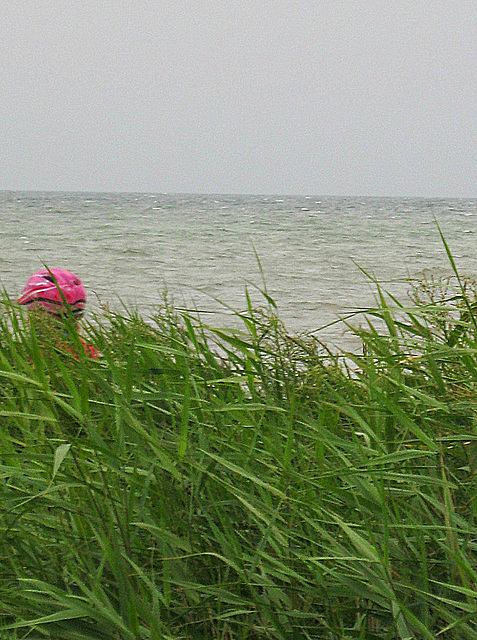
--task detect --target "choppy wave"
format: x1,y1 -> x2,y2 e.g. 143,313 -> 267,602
1,192 -> 476,345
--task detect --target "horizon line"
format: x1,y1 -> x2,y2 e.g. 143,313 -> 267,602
1,189 -> 476,200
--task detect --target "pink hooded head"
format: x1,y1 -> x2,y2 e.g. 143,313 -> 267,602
18,269 -> 87,317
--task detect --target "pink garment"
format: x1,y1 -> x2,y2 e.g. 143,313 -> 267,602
18,269 -> 87,317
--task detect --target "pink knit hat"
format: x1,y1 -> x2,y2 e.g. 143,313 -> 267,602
18,269 -> 87,317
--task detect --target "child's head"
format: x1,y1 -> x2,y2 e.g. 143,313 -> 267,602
18,269 -> 87,319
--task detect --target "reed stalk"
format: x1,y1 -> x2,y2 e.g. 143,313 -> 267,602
0,267 -> 476,639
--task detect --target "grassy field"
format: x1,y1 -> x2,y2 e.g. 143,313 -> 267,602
1,265 -> 477,638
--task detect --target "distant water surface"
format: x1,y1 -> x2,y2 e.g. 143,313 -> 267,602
1,192 -> 477,347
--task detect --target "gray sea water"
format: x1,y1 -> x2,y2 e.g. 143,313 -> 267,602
1,192 -> 477,346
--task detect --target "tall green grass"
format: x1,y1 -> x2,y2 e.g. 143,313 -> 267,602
0,271 -> 477,639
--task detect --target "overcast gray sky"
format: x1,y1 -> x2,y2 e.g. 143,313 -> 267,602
1,1 -> 476,196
